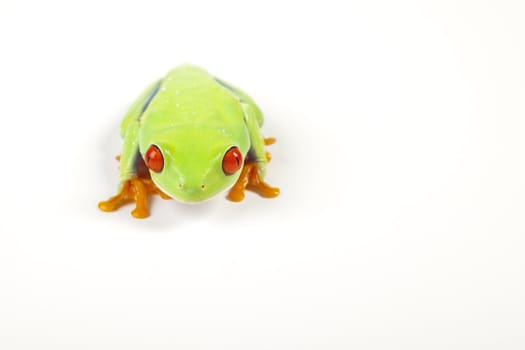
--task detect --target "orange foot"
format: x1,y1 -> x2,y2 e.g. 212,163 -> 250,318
227,137 -> 280,202
98,177 -> 171,219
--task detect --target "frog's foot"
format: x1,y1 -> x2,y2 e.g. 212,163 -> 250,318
98,177 -> 171,219
227,140 -> 280,202
227,161 -> 280,202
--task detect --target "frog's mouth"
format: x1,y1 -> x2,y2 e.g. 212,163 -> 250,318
152,181 -> 174,200
151,178 -> 222,204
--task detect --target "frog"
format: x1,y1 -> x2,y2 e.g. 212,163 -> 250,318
98,64 -> 279,218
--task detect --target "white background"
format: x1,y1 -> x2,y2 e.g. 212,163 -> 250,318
1,0 -> 524,348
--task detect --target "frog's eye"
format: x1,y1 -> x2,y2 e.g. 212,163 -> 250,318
222,146 -> 243,175
144,145 -> 164,172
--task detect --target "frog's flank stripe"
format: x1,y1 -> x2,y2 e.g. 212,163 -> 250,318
140,80 -> 162,116
214,78 -> 244,103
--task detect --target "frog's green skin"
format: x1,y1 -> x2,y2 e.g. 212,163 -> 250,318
118,64 -> 268,202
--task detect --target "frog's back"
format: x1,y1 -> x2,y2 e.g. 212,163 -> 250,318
139,65 -> 245,135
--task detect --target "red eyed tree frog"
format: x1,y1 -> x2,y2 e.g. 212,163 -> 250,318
98,64 -> 279,218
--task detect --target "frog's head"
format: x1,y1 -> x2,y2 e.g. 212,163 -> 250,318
139,126 -> 250,202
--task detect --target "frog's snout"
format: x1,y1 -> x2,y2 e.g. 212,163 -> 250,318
168,179 -> 212,202
177,181 -> 206,191
153,170 -> 222,203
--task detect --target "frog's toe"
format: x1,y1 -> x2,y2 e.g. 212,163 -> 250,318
227,187 -> 246,202
98,200 -> 118,212
248,182 -> 280,198
131,207 -> 149,218
264,137 -> 276,146
158,192 -> 172,200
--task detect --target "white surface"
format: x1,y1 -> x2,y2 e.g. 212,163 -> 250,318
1,0 -> 525,348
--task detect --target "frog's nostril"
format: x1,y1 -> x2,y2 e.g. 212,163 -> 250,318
201,184 -> 206,190
178,183 -> 183,189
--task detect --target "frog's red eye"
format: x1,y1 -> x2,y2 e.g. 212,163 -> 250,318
144,145 -> 164,172
222,146 -> 243,175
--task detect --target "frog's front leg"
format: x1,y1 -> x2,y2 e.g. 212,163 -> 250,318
228,138 -> 280,202
98,177 -> 149,218
98,119 -> 170,218
98,168 -> 171,219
